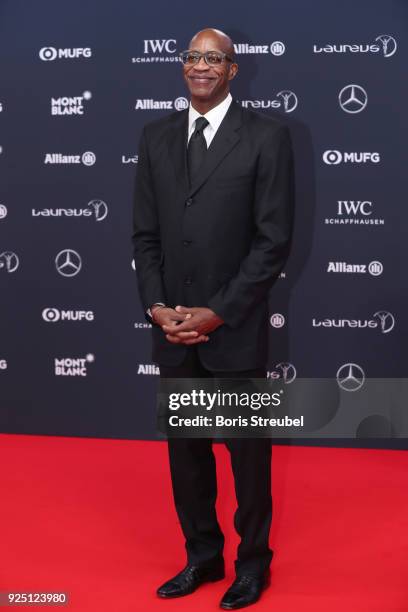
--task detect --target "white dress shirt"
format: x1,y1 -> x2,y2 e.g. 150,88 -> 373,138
187,92 -> 233,148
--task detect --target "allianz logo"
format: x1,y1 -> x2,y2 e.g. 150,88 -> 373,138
234,42 -> 285,56
44,152 -> 96,165
327,261 -> 383,276
312,311 -> 395,334
135,97 -> 188,111
138,364 -> 160,375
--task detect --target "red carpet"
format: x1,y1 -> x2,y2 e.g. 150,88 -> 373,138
0,434 -> 407,611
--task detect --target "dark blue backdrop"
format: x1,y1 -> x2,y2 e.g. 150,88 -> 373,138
0,0 -> 406,448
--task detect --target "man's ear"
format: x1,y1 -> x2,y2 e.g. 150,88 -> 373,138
228,63 -> 238,81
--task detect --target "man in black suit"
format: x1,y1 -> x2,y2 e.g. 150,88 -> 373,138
132,28 -> 294,609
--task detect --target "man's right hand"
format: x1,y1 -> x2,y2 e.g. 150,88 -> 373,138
152,306 -> 209,345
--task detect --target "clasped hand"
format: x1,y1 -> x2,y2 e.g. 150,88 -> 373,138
153,305 -> 224,345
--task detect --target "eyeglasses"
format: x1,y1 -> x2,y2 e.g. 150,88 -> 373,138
179,50 -> 233,66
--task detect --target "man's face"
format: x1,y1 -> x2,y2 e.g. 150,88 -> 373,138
182,33 -> 238,103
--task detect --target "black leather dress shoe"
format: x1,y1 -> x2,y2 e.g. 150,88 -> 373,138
219,571 -> 271,609
157,562 -> 225,598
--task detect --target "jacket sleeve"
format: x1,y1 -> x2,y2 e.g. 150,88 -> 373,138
207,124 -> 295,328
131,126 -> 166,315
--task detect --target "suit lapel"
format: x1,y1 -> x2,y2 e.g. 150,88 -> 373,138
166,100 -> 244,197
167,109 -> 189,193
188,100 -> 243,197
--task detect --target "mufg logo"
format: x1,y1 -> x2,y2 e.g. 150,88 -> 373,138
39,47 -> 92,61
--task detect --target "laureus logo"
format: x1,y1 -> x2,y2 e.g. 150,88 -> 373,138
267,362 -> 297,383
87,199 -> 108,221
373,311 -> 395,334
313,35 -> 396,58
375,35 -> 397,58
0,251 -> 19,272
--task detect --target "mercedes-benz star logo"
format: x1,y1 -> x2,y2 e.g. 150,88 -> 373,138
55,249 -> 82,277
336,363 -> 365,392
339,84 -> 368,114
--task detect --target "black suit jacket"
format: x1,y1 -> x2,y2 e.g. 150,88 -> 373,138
132,100 -> 295,371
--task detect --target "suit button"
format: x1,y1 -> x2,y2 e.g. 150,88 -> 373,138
184,277 -> 192,285
186,198 -> 193,207
182,240 -> 191,246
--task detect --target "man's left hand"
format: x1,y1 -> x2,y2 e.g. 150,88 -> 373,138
162,305 -> 224,343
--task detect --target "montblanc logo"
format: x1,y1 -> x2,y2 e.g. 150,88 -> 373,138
267,362 -> 297,383
313,35 -> 397,58
138,364 -> 160,375
234,41 -> 285,56
54,353 -> 95,376
39,47 -> 92,61
32,199 -> 108,221
313,311 -> 395,334
0,359 -> 7,370
323,150 -> 380,165
134,97 -> 188,111
132,39 -> 179,63
325,200 -> 384,226
327,261 -> 383,276
44,152 -> 96,165
0,251 -> 19,273
339,85 -> 367,114
0,204 -> 7,219
42,308 -> 94,322
239,90 -> 298,113
122,154 -> 138,164
51,91 -> 92,115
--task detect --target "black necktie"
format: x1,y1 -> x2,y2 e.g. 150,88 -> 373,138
187,117 -> 209,185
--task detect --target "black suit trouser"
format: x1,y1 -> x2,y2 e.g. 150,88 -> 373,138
159,346 -> 273,576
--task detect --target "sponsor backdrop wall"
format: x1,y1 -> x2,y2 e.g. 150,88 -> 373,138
0,0 -> 406,448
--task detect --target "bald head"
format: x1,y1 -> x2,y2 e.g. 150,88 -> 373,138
183,27 -> 238,114
189,28 -> 235,60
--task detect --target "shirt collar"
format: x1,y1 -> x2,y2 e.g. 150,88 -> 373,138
188,92 -> 233,135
